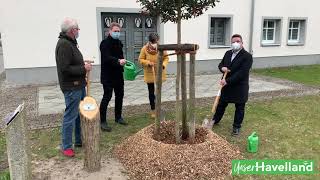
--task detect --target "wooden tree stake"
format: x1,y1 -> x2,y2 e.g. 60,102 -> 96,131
155,51 -> 164,138
189,52 -> 196,140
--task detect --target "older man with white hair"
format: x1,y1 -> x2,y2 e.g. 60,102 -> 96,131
55,17 -> 92,157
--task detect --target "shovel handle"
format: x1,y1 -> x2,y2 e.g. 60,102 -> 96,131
84,60 -> 94,64
211,70 -> 230,113
84,60 -> 94,96
86,71 -> 90,96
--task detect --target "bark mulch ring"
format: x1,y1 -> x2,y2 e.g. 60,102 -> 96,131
114,121 -> 243,180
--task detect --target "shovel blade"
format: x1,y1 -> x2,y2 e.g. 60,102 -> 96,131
202,118 -> 214,129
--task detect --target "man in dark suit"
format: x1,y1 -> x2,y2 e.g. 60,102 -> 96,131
100,22 -> 128,132
211,34 -> 253,136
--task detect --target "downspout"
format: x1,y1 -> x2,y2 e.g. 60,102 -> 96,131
249,0 -> 255,54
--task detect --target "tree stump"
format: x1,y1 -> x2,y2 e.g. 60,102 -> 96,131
4,103 -> 31,180
79,96 -> 101,172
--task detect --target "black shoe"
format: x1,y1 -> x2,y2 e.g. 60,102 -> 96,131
101,122 -> 112,132
232,128 -> 240,136
74,143 -> 82,148
115,118 -> 128,125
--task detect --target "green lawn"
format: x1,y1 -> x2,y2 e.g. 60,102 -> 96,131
253,64 -> 320,86
1,95 -> 319,179
195,95 -> 320,180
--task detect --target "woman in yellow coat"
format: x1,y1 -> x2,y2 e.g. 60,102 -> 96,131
139,33 -> 169,118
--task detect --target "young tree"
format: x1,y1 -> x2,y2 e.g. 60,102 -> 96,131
137,0 -> 220,140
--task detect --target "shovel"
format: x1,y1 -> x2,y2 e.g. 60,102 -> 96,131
202,70 -> 229,129
80,60 -> 98,112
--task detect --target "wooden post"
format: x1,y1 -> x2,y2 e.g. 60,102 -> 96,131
79,96 -> 101,172
155,50 -> 164,138
5,103 -> 32,180
158,44 -> 199,51
189,52 -> 196,140
181,53 -> 188,140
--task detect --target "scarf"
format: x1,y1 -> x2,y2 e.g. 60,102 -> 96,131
146,42 -> 158,55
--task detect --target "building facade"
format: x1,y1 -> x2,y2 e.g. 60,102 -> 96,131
0,0 -> 319,85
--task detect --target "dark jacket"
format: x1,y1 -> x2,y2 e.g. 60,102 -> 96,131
55,32 -> 86,92
100,35 -> 124,84
219,48 -> 253,103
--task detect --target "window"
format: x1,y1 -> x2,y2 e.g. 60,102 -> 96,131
209,16 -> 232,48
288,18 -> 306,45
261,18 -> 282,46
262,20 -> 276,43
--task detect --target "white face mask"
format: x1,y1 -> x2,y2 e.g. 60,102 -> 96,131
151,43 -> 157,49
231,42 -> 241,51
75,32 -> 79,39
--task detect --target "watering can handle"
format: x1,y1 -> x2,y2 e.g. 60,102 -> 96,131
125,60 -> 134,66
250,132 -> 256,137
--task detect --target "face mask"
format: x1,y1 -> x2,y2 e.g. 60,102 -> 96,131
151,43 -> 157,49
111,32 -> 120,39
231,42 -> 241,51
75,32 -> 79,39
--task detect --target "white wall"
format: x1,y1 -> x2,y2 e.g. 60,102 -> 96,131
0,47 -> 4,74
164,0 -> 320,60
163,0 -> 252,61
252,0 -> 320,57
0,0 -> 319,70
0,0 -> 141,69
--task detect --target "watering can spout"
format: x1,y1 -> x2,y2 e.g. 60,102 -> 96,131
124,60 -> 143,81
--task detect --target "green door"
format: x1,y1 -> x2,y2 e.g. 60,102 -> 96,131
101,13 -> 157,68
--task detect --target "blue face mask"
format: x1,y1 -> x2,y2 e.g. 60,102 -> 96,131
111,32 -> 120,39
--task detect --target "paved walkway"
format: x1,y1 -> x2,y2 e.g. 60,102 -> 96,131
38,74 -> 292,115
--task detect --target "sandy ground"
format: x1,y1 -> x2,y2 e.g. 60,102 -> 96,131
32,157 -> 128,180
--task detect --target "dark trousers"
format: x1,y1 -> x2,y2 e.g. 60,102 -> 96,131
212,100 -> 246,129
100,82 -> 124,123
147,83 -> 155,110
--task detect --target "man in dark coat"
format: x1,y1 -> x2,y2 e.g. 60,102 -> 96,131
100,22 -> 127,132
55,18 -> 92,157
211,34 -> 253,136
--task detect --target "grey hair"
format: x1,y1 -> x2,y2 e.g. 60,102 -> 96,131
61,18 -> 78,33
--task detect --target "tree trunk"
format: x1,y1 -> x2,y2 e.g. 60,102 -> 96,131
79,96 -> 101,172
5,103 -> 32,180
155,51 -> 164,139
175,54 -> 181,143
181,53 -> 188,140
189,52 -> 196,140
175,3 -> 182,143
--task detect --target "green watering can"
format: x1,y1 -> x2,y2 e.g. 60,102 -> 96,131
123,60 -> 143,81
247,132 -> 259,153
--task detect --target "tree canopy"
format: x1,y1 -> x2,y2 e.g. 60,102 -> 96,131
137,0 -> 220,23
